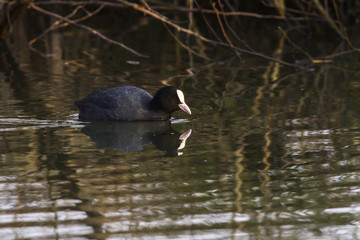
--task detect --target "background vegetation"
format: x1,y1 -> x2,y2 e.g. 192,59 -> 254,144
1,0 -> 359,69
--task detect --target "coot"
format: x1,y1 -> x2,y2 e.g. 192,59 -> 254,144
75,86 -> 191,121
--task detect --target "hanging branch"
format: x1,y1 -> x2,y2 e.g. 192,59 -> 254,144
331,0 -> 359,52
312,0 -> 344,39
212,1 -> 234,47
29,2 -> 149,58
29,5 -> 104,46
115,0 -> 304,69
36,0 -> 317,21
30,0 -> 303,67
32,0 -> 359,68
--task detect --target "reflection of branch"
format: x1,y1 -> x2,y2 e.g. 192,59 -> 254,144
29,3 -> 148,57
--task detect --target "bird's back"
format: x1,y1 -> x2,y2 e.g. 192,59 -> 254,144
75,86 -> 154,121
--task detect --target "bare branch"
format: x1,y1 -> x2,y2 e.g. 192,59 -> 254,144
312,0 -> 344,39
29,5 -> 104,45
331,0 -> 359,52
29,2 -> 149,57
163,23 -> 211,61
212,1 -> 234,47
278,27 -> 313,62
36,1 -> 313,20
115,0 -> 303,69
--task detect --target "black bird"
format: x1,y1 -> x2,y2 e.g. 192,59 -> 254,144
75,86 -> 191,121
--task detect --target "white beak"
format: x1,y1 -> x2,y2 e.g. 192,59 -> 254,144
176,89 -> 191,115
178,103 -> 192,115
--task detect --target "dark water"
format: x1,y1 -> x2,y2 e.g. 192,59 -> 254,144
1,9 -> 360,240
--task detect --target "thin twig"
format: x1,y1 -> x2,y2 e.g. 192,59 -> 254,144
221,0 -> 255,52
66,5 -> 104,25
29,6 -> 83,45
29,2 -> 148,57
140,0 -> 151,10
29,5 -> 104,45
331,0 -> 359,51
212,1 -> 233,47
31,0 -> 306,68
278,27 -> 313,61
312,0 -> 344,39
35,0 -> 313,20
263,1 -> 322,18
323,50 -> 357,60
163,23 -> 211,61
194,0 -> 222,42
116,0 -> 303,69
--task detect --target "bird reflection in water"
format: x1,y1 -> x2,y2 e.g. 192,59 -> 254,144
80,121 -> 192,157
